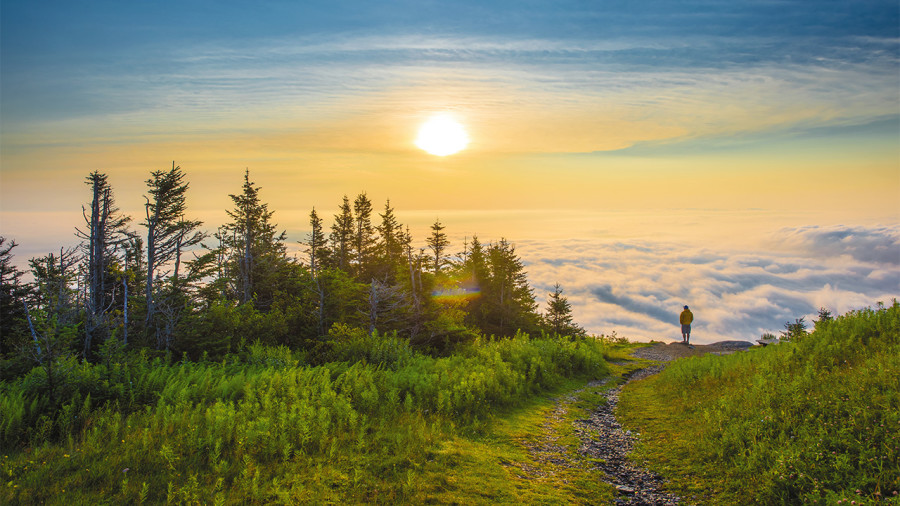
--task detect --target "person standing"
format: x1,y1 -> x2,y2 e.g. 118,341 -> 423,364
680,305 -> 693,344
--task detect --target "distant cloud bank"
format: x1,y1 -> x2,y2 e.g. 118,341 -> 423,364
519,225 -> 900,344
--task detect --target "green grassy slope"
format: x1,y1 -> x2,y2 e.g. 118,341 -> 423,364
1,334 -> 623,505
619,301 -> 900,505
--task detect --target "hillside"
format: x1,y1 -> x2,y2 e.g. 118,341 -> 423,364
618,300 -> 900,504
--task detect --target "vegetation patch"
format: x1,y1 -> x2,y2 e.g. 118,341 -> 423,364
618,302 -> 900,505
1,334 -> 618,504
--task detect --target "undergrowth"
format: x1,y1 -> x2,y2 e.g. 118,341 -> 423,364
619,301 -> 900,505
1,332 -> 614,504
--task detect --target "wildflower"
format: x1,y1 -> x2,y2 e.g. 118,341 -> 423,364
123,468 -> 130,473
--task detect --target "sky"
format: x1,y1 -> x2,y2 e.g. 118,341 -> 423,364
2,0 -> 899,343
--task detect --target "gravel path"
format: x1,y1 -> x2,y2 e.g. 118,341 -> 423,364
574,365 -> 681,505
521,342 -> 749,504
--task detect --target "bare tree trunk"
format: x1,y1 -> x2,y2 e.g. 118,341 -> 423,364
310,253 -> 326,337
122,272 -> 128,346
145,219 -> 156,326
22,300 -> 41,361
173,228 -> 183,285
238,227 -> 252,304
84,184 -> 101,358
316,280 -> 325,336
407,244 -> 418,308
368,281 -> 379,335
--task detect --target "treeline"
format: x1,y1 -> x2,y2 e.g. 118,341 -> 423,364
0,165 -> 585,377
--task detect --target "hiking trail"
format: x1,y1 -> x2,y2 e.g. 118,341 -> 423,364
525,341 -> 751,505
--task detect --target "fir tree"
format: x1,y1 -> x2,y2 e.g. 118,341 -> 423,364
330,196 -> 354,271
219,169 -> 289,309
306,208 -> 328,336
142,163 -> 205,340
478,239 -> 539,336
75,171 -> 133,357
28,248 -> 79,324
0,237 -> 29,356
306,208 -> 328,276
814,307 -> 834,331
376,199 -> 405,275
544,283 -> 584,337
427,219 -> 450,274
353,193 -> 376,279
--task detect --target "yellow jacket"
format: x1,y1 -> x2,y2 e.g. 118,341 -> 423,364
680,309 -> 693,325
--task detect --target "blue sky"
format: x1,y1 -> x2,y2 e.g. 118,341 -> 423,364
4,0 -> 898,125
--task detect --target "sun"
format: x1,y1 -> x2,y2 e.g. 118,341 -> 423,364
415,115 -> 469,156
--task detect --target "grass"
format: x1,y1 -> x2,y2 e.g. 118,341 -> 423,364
1,333 -> 634,504
412,377 -> 617,505
618,301 -> 900,505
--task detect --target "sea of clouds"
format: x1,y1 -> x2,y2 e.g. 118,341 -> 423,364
518,225 -> 899,344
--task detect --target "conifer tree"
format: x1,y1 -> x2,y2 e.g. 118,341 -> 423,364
353,193 -> 376,278
306,208 -> 328,276
330,196 -> 354,271
307,208 -> 328,336
142,163 -> 205,336
814,307 -> 834,331
544,283 -> 584,337
0,237 -> 29,356
75,171 -> 133,357
219,169 -> 288,309
471,239 -> 539,336
427,219 -> 450,274
28,248 -> 79,324
23,248 -> 81,397
376,199 -> 405,270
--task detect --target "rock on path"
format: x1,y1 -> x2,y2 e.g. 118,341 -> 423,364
574,365 -> 681,505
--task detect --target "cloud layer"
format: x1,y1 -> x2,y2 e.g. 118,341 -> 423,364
520,225 -> 900,344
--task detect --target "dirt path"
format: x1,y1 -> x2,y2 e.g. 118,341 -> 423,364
527,341 -> 751,505
574,363 -> 680,505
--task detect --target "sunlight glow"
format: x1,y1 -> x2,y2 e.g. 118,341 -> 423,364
415,115 -> 470,156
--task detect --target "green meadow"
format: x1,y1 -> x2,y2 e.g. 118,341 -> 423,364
619,300 -> 900,505
2,332 -> 626,504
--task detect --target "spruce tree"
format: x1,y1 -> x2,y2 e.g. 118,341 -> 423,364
306,208 -> 328,276
544,283 -> 584,337
142,163 -> 205,339
376,199 -> 405,276
330,196 -> 354,271
219,169 -> 288,309
306,208 -> 328,336
24,248 -> 81,397
477,239 -> 539,336
75,171 -> 133,357
427,219 -> 450,274
0,237 -> 29,356
28,248 -> 79,323
353,193 -> 376,279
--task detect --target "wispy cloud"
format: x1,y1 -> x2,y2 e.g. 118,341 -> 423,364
4,12 -> 898,155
